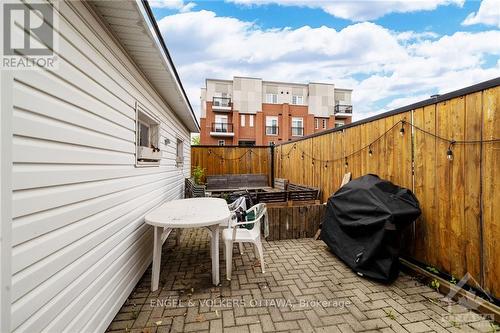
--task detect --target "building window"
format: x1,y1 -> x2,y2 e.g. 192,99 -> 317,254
292,95 -> 303,105
265,93 -> 278,104
218,140 -> 225,146
241,114 -> 245,127
266,116 -> 278,135
335,121 -> 345,128
249,115 -> 254,127
176,138 -> 184,166
322,119 -> 327,129
136,102 -> 161,166
315,118 -> 319,129
291,117 -> 304,136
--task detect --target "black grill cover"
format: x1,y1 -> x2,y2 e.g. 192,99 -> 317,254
321,174 -> 421,282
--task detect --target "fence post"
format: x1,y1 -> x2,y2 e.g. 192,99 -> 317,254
270,143 -> 275,187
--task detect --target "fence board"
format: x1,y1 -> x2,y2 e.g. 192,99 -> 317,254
482,86 -> 500,298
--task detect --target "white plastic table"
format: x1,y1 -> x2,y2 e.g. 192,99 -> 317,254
144,198 -> 230,291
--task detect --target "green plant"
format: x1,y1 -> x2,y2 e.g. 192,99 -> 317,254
450,276 -> 457,284
430,279 -> 440,291
191,135 -> 200,146
192,166 -> 205,185
384,309 -> 396,320
490,322 -> 500,332
426,266 -> 439,274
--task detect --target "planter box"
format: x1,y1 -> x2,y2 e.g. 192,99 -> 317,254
137,146 -> 161,161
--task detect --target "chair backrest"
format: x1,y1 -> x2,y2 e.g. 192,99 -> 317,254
228,196 -> 246,212
246,203 -> 267,236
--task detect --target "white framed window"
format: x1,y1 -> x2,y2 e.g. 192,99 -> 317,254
322,119 -> 327,129
218,140 -> 225,146
240,114 -> 245,127
315,118 -> 319,129
249,115 -> 254,127
266,116 -> 278,135
136,102 -> 161,166
335,121 -> 345,128
214,114 -> 229,132
291,117 -> 304,136
292,95 -> 303,105
176,138 -> 184,166
265,93 -> 278,104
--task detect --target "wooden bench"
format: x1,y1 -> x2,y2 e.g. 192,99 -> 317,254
287,183 -> 320,201
254,191 -> 288,203
206,174 -> 268,191
274,178 -> 289,191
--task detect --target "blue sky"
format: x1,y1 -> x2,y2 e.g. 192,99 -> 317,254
151,0 -> 500,120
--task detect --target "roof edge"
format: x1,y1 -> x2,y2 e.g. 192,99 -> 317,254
138,0 -> 200,132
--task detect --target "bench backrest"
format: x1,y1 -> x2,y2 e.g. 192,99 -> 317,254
287,182 -> 320,201
274,178 -> 288,191
206,174 -> 268,190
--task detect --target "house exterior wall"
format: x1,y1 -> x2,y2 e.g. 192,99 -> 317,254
1,1 -> 191,332
200,78 -> 352,145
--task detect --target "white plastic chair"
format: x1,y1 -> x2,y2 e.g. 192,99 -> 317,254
223,203 -> 267,280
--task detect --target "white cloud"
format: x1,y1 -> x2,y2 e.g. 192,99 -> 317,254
462,0 -> 500,28
158,10 -> 500,121
149,0 -> 196,12
226,0 -> 464,21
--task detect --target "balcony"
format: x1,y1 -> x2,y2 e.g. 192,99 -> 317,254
210,122 -> 234,137
265,126 -> 279,136
334,104 -> 353,117
212,97 -> 232,111
291,126 -> 304,136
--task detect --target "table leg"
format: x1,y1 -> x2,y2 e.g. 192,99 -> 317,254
208,225 -> 220,286
151,225 -> 163,291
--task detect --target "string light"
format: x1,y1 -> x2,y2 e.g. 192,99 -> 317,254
274,119 -> 499,164
447,140 -> 456,161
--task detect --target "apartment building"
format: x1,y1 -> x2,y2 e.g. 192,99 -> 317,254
199,77 -> 352,146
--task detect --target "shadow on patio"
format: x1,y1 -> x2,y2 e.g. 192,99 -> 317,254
107,229 -> 493,333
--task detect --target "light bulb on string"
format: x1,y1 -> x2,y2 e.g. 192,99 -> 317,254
344,157 -> 348,169
400,120 -> 405,136
447,140 -> 456,161
368,145 -> 373,157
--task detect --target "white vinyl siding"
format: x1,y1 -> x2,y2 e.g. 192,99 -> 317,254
4,2 -> 191,333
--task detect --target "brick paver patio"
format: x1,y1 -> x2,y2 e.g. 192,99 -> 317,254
108,229 -> 496,333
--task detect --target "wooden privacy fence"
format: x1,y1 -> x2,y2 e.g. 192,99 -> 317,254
191,146 -> 272,183
274,79 -> 500,300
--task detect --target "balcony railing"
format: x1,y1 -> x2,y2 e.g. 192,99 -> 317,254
211,122 -> 233,133
334,104 -> 353,114
212,97 -> 232,110
291,127 -> 304,136
266,126 -> 279,135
